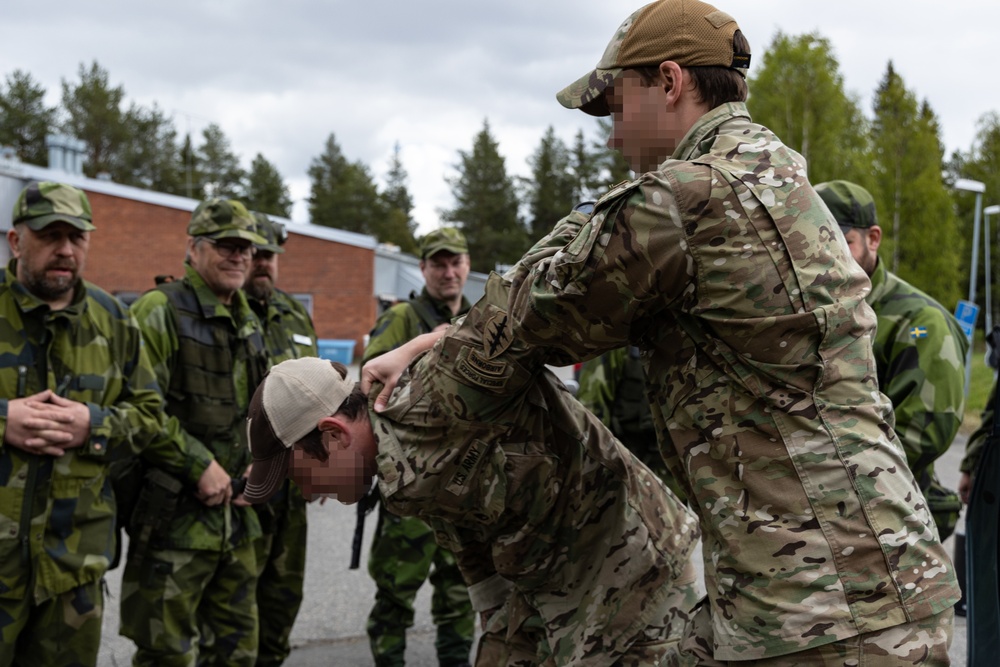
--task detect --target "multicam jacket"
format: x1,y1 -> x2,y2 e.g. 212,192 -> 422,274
373,274 -> 700,665
129,264 -> 266,550
0,260 -> 165,603
866,260 -> 966,485
362,288 -> 471,363
505,102 -> 960,659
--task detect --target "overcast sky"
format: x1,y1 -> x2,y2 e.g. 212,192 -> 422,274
2,1 -> 995,235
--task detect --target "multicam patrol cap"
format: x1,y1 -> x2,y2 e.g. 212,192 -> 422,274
251,212 -> 287,254
187,198 -> 267,244
12,181 -> 96,231
420,227 -> 468,260
557,0 -> 751,117
815,181 -> 878,234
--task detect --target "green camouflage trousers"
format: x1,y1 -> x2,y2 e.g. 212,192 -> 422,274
367,508 -> 474,667
253,481 -> 307,667
475,559 -> 702,667
0,579 -> 103,667
120,543 -> 259,667
681,604 -> 955,666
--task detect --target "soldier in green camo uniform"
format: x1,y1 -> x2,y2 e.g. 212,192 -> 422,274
362,227 -> 474,667
499,0 -> 960,662
0,182 -> 166,667
119,199 -> 270,667
241,274 -> 703,666
245,213 -> 318,667
576,346 -> 686,498
816,180 -> 968,541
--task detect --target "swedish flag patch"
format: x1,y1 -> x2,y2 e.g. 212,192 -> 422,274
910,326 -> 928,339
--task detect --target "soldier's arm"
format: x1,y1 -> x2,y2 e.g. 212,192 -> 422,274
129,291 -> 215,485
362,303 -> 420,364
507,179 -> 689,364
883,307 -> 968,475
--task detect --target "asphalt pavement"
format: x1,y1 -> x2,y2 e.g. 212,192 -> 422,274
97,374 -> 972,666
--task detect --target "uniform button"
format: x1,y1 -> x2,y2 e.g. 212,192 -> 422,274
94,444 -> 103,451
17,472 -> 26,480
8,528 -> 15,536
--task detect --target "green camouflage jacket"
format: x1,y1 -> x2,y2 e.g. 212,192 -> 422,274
374,274 -> 699,664
251,288 -> 319,364
0,259 -> 165,603
866,259 -> 967,482
962,384 -> 997,474
504,102 -> 959,659
129,264 -> 264,550
363,288 -> 471,363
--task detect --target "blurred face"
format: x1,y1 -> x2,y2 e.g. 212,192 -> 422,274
842,226 -> 881,276
606,69 -> 682,174
188,236 -> 254,303
290,417 -> 378,504
420,251 -> 470,303
246,249 -> 278,301
8,222 -> 89,309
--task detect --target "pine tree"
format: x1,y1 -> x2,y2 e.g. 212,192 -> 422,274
0,69 -> 56,166
442,119 -> 527,273
747,32 -> 871,185
60,61 -> 128,178
377,143 -> 418,253
307,133 -> 383,235
197,123 -> 245,200
245,153 -> 292,217
118,102 -> 183,194
524,126 -> 575,240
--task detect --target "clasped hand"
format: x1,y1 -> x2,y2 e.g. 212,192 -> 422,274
5,389 -> 91,456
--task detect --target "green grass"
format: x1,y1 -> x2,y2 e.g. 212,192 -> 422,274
960,333 -> 998,435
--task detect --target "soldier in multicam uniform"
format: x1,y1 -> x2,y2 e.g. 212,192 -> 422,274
816,180 -> 967,541
245,212 -> 318,667
362,227 -> 474,667
242,273 -> 703,666
492,0 -> 959,662
119,199 -> 270,666
0,182 -> 166,666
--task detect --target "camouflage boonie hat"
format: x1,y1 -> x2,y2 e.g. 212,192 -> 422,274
420,227 -> 468,259
12,181 -> 96,231
815,181 -> 878,234
251,212 -> 287,254
187,198 -> 267,244
557,0 -> 751,117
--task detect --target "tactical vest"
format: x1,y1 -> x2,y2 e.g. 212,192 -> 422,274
158,281 -> 268,445
610,346 -> 654,437
407,291 -> 450,333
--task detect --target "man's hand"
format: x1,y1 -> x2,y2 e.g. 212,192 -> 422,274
231,464 -> 252,507
361,330 -> 447,412
196,459 -> 233,507
959,471 -> 973,505
4,390 -> 86,456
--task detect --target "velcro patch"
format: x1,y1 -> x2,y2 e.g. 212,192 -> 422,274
445,440 -> 487,495
456,346 -> 509,390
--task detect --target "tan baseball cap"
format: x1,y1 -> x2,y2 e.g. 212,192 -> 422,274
244,357 -> 355,503
557,0 -> 750,116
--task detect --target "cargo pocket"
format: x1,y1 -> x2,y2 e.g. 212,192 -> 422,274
0,485 -> 27,600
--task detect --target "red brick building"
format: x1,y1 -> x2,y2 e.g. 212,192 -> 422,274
0,157 -> 378,357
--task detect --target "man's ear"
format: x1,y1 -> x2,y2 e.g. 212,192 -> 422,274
318,416 -> 351,449
658,61 -> 684,107
867,225 -> 882,253
7,227 -> 21,258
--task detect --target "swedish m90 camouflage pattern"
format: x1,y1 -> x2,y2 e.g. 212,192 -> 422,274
504,102 -> 960,660
363,286 -> 474,667
374,274 -> 702,666
865,258 -> 967,539
250,287 -> 318,667
0,259 -> 165,662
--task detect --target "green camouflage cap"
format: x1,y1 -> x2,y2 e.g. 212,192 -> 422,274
12,181 -> 96,231
815,181 -> 878,233
557,0 -> 750,117
420,227 -> 468,259
187,198 -> 267,244
250,212 -> 286,254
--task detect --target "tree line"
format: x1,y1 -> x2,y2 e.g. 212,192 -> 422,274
3,34 -> 1000,314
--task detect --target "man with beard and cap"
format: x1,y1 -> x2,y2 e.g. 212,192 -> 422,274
0,181 -> 165,666
243,272 -> 703,666
815,180 -> 967,543
372,0 -> 959,663
119,198 -> 271,666
245,212 -> 318,667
